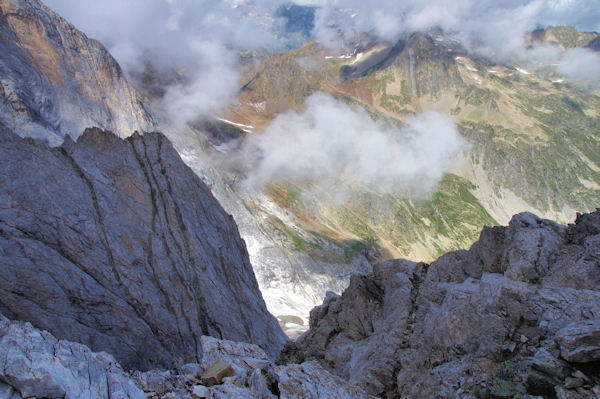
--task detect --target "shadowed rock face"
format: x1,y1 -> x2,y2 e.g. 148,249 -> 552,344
297,211 -> 600,398
0,126 -> 287,371
0,0 -> 155,145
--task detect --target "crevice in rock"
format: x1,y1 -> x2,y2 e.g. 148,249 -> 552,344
59,146 -> 120,285
155,135 -> 207,354
262,368 -> 281,398
127,136 -> 189,353
139,136 -> 192,349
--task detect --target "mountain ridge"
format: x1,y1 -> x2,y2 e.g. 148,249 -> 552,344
0,2 -> 599,397
0,123 -> 287,370
295,209 -> 600,398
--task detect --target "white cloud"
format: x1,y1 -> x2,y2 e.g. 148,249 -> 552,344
241,93 -> 469,197
43,0 -> 284,123
42,0 -> 600,123
308,0 -> 598,49
556,48 -> 600,89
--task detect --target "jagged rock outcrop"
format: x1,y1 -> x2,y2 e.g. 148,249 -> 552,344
0,312 -> 372,398
297,211 -> 600,398
0,313 -> 145,399
0,125 -> 287,371
0,0 -> 155,145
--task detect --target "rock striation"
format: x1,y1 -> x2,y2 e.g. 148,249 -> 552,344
297,211 -> 600,398
0,125 -> 287,371
0,0 -> 155,145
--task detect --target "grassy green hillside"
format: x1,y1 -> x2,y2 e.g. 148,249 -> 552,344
226,28 -> 600,262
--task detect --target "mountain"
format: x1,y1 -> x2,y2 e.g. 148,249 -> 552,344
187,28 -> 600,329
0,0 -> 155,144
229,31 -> 600,260
0,0 -> 286,371
295,210 -> 600,398
0,1 -> 599,397
532,25 -> 599,50
7,0 -> 597,343
0,125 -> 287,370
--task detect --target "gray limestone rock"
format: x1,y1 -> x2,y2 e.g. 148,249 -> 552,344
0,126 -> 286,370
297,211 -> 600,398
556,319 -> 600,363
531,348 -> 572,379
0,313 -> 145,399
1,305 -> 374,398
275,361 -> 376,399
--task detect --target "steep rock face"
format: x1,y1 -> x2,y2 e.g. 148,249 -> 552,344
0,0 -> 155,145
297,211 -> 600,398
0,126 -> 286,371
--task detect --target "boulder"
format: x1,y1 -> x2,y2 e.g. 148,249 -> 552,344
191,385 -> 210,398
200,361 -> 235,387
556,319 -> 600,363
0,314 -> 145,399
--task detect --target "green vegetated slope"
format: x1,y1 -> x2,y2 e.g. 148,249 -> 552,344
233,28 -> 600,262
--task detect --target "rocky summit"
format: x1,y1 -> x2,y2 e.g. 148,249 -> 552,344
0,125 -> 287,371
296,210 -> 600,398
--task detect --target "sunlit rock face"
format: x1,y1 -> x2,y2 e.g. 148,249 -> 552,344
0,314 -> 373,399
0,126 -> 287,370
0,0 -> 155,145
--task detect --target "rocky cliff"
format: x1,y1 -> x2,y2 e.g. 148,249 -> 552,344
0,313 -> 372,399
296,210 -> 600,398
0,0 -> 155,145
0,125 -> 287,371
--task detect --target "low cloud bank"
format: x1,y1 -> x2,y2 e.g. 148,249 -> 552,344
44,0 -> 600,124
242,93 -> 469,197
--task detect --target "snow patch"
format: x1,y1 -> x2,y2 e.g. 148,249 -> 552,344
215,117 -> 254,133
325,54 -> 353,60
351,52 -> 364,64
513,66 -> 531,75
455,56 -> 478,72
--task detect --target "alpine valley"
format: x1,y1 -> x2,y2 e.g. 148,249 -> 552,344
0,0 -> 599,398
171,23 -> 600,333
